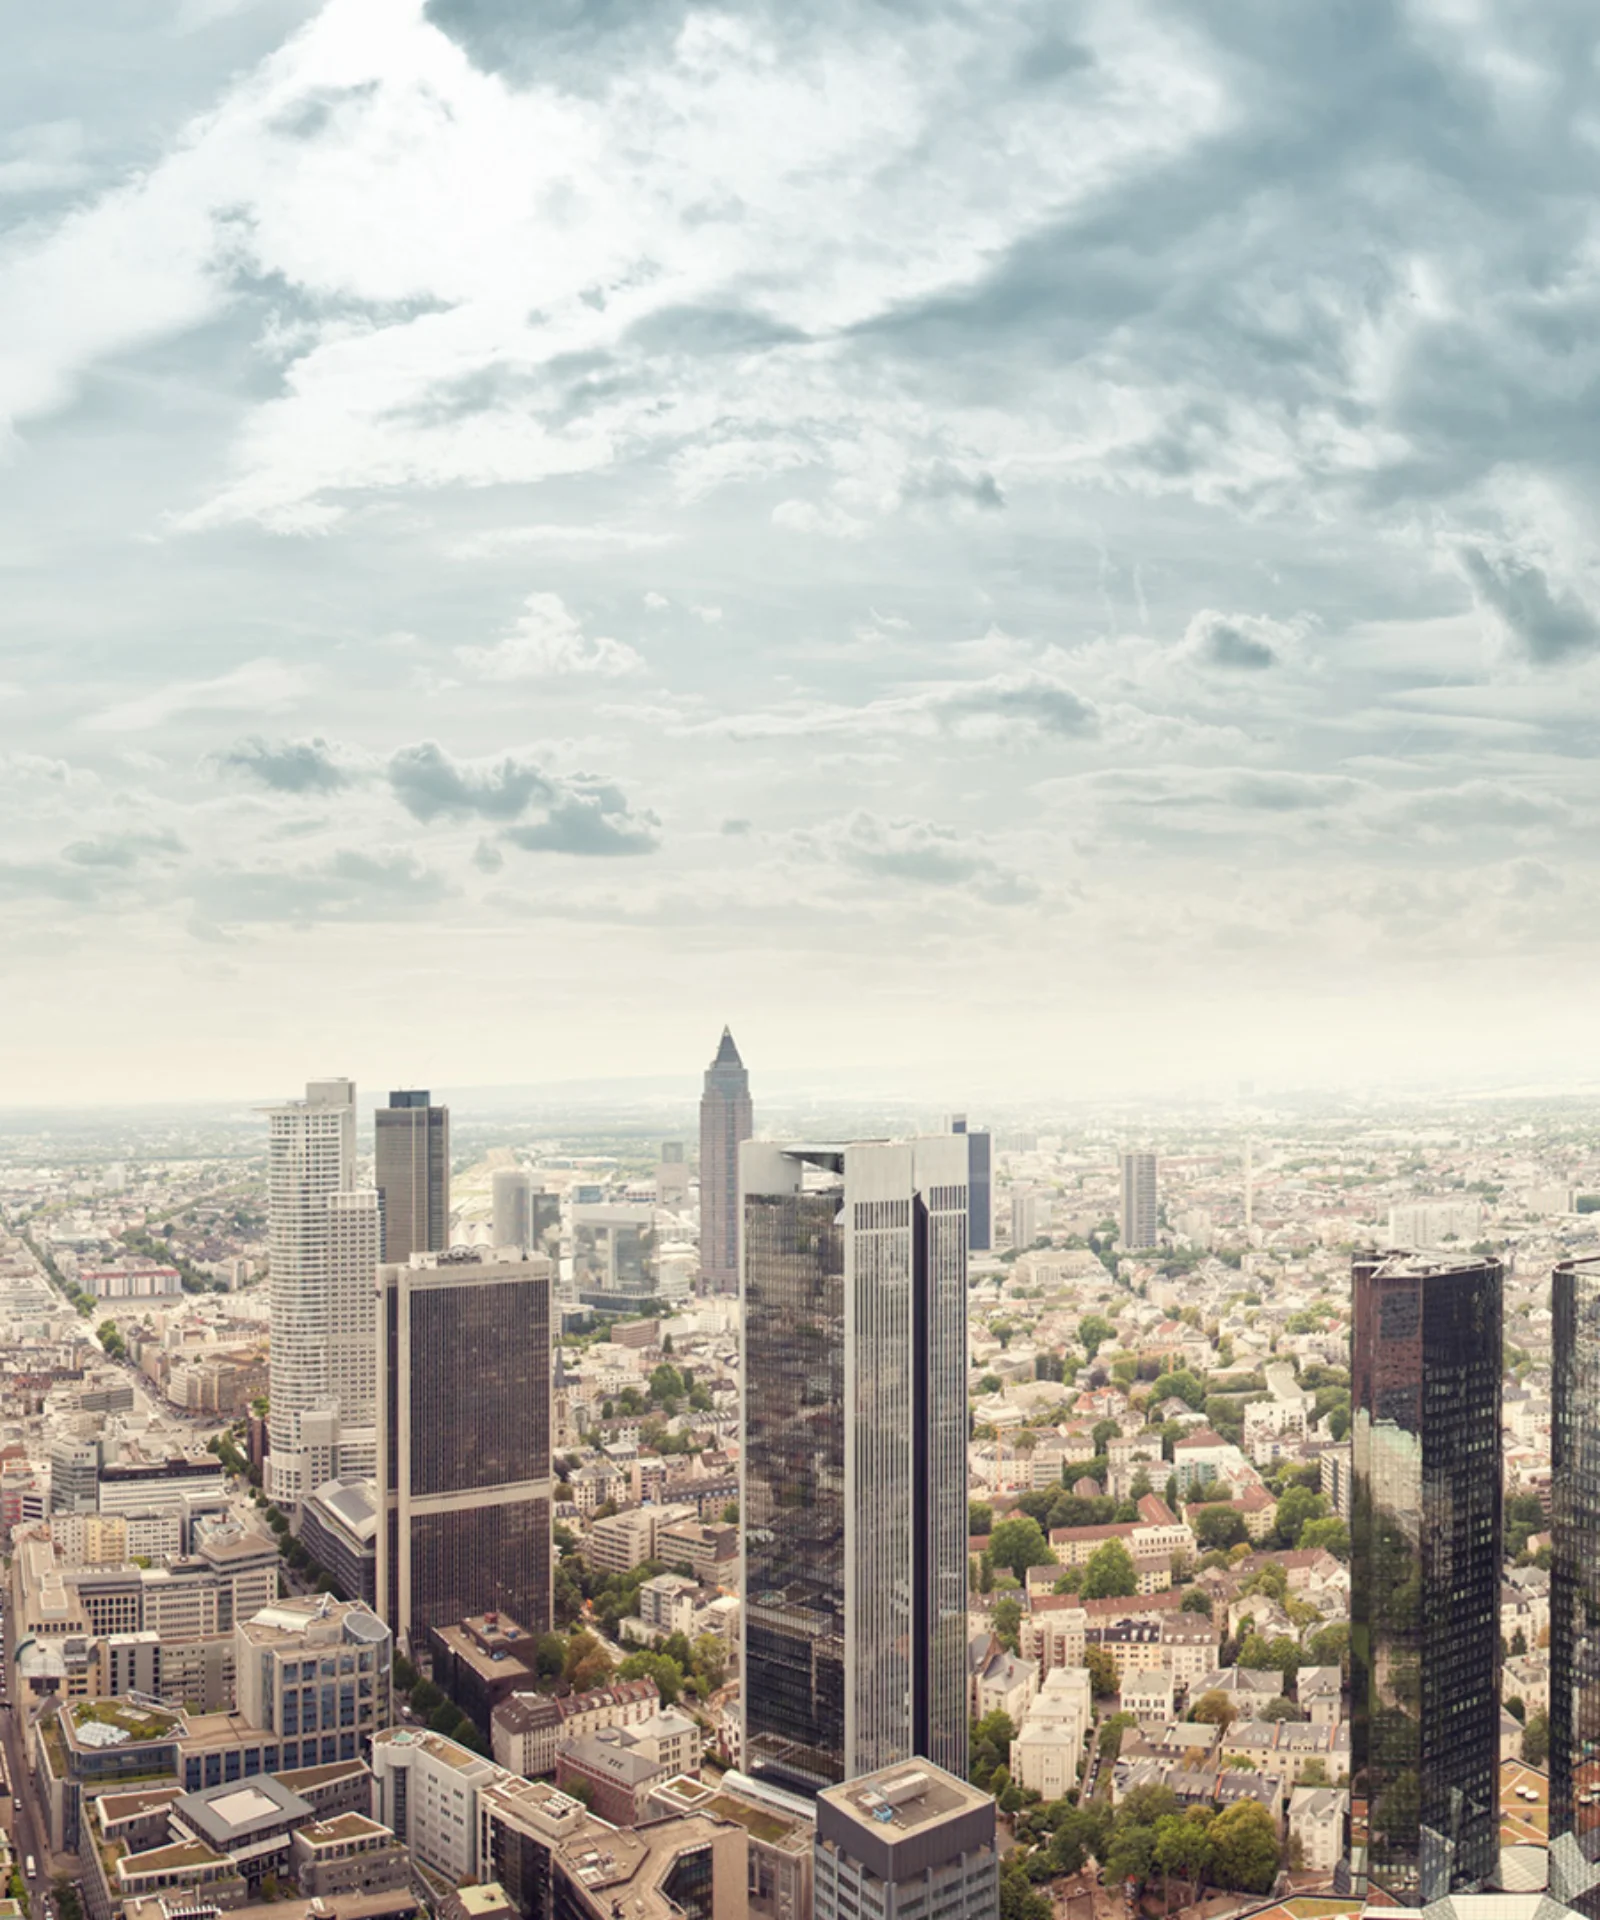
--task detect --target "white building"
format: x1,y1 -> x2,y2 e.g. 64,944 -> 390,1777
1386,1199 -> 1482,1246
371,1727 -> 501,1882
263,1079 -> 381,1505
1288,1786 -> 1348,1873
1009,1666 -> 1094,1802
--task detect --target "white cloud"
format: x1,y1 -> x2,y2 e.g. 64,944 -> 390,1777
455,592 -> 643,680
82,659 -> 309,734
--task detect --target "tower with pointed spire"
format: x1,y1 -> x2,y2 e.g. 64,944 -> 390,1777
699,1026 -> 754,1295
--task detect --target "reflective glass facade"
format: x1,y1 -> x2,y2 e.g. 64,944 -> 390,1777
1552,1257 -> 1600,1916
743,1179 -> 847,1790
1350,1252 -> 1502,1906
742,1140 -> 968,1794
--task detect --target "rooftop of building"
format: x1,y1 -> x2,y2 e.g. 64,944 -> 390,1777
63,1698 -> 186,1751
371,1726 -> 497,1774
819,1760 -> 991,1839
175,1774 -> 314,1846
236,1594 -> 388,1649
298,1811 -> 390,1846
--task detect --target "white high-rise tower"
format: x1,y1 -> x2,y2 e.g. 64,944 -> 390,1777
264,1079 -> 381,1506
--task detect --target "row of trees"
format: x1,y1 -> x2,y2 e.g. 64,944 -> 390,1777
996,1777 -> 1283,1918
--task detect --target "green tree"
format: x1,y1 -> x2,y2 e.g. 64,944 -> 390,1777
1208,1799 -> 1281,1893
1181,1588 -> 1213,1618
1080,1314 -> 1117,1361
411,1677 -> 443,1715
1273,1484 -> 1330,1549
988,1515 -> 1057,1582
1097,1711 -> 1137,1760
1306,1622 -> 1349,1670
970,1501 -> 994,1537
1105,1824 -> 1156,1888
691,1632 -> 728,1695
1092,1417 -> 1121,1455
617,1650 -> 685,1705
1051,1803 -> 1113,1874
1524,1711 -> 1550,1768
970,1709 -> 1016,1788
1195,1506 -> 1247,1551
1086,1645 -> 1119,1697
1190,1689 -> 1234,1730
993,1595 -> 1023,1655
999,1856 -> 1051,1920
649,1363 -> 686,1407
1156,1809 -> 1216,1902
1080,1539 -> 1138,1601
1150,1369 -> 1207,1410
1300,1516 -> 1350,1560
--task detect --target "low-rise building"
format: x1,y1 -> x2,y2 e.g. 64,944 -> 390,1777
1288,1785 -> 1348,1872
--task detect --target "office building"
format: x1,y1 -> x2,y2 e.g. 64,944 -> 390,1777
949,1116 -> 992,1253
657,1141 -> 689,1207
1009,1186 -> 1038,1251
1349,1250 -> 1502,1906
741,1136 -> 969,1793
814,1760 -> 998,1920
491,1169 -> 532,1251
374,1089 -> 450,1266
264,1080 -> 380,1506
572,1204 -> 657,1307
699,1026 -> 753,1295
1120,1150 -> 1158,1251
235,1595 -> 393,1768
1386,1199 -> 1483,1247
49,1437 -> 100,1515
376,1247 -> 553,1654
1552,1255 -> 1600,1915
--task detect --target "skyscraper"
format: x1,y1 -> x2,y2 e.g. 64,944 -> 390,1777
1349,1249 -> 1502,1906
375,1089 -> 450,1265
699,1026 -> 753,1295
741,1135 -> 968,1794
1551,1254 -> 1600,1915
949,1116 -> 992,1253
265,1080 -> 381,1506
376,1246 -> 554,1654
1119,1150 -> 1157,1250
492,1168 -> 533,1250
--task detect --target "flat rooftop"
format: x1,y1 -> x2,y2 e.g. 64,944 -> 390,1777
821,1761 -> 991,1838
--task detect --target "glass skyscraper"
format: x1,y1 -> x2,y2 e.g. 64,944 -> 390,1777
1349,1249 -> 1502,1906
374,1088 -> 450,1266
1552,1254 -> 1600,1916
740,1137 -> 969,1794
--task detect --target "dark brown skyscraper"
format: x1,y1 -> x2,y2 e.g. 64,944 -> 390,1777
375,1089 -> 450,1265
698,1026 -> 752,1295
376,1246 -> 553,1655
1349,1249 -> 1502,1906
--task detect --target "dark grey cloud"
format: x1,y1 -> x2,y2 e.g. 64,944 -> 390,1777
828,812 -> 1039,906
1185,612 -> 1279,671
502,784 -> 661,857
1459,547 -> 1600,665
624,305 -> 808,356
216,735 -> 352,794
387,741 -> 551,822
935,674 -> 1096,737
900,461 -> 1005,512
62,828 -> 183,868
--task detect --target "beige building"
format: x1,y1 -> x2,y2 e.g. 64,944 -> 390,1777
1010,1666 -> 1093,1802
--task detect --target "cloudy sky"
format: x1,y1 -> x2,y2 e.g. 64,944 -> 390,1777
5,0 -> 1600,1106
